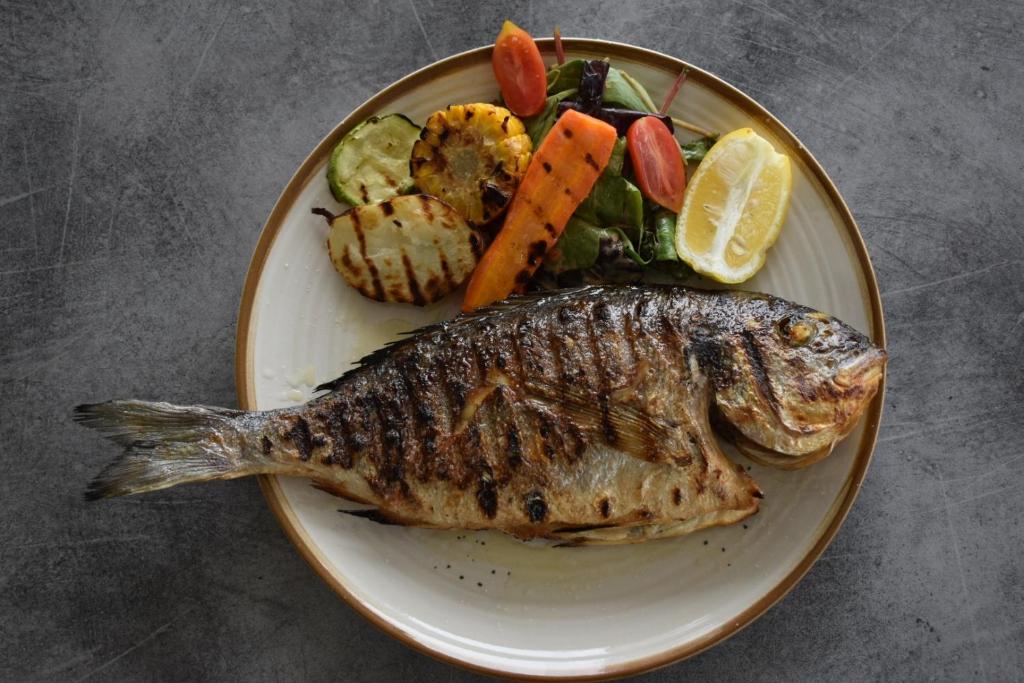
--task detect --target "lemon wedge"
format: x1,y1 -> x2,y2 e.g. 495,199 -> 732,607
675,128 -> 792,283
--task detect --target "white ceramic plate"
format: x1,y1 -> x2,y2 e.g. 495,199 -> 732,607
235,40 -> 885,680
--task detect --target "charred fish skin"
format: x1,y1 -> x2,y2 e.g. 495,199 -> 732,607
78,285 -> 885,544
695,290 -> 887,459
281,286 -> 763,538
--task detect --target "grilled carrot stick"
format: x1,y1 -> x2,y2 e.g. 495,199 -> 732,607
462,109 -> 617,311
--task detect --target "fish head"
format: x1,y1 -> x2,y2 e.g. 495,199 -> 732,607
709,296 -> 887,457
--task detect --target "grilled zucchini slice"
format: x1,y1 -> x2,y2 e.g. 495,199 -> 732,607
328,114 -> 419,205
410,104 -> 532,226
326,195 -> 484,305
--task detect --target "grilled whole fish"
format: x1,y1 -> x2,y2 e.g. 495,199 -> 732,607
77,285 -> 886,545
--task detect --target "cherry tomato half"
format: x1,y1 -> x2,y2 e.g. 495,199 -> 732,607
492,20 -> 547,118
626,116 -> 686,213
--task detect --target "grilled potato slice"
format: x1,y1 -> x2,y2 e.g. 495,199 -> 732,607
326,195 -> 484,305
410,104 -> 532,226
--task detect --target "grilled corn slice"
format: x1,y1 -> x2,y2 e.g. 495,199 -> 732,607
410,104 -> 532,226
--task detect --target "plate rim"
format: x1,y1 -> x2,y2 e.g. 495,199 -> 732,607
234,38 -> 887,680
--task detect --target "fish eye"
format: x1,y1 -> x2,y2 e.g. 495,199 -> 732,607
777,314 -> 818,347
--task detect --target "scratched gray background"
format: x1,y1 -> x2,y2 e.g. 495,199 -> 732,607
2,0 -> 1022,681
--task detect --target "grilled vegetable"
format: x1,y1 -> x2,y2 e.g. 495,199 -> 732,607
79,286 -> 887,544
627,115 -> 686,212
492,20 -> 547,117
410,104 -> 532,227
558,102 -> 674,137
321,195 -> 484,305
327,114 -> 419,205
462,109 -> 618,311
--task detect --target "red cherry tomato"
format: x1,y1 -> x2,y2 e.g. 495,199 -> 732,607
626,116 -> 687,212
492,21 -> 547,117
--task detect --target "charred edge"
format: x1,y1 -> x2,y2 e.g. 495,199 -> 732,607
465,108 -> 474,120
343,509 -> 398,525
526,240 -> 548,267
525,490 -> 547,523
482,183 -> 510,209
506,424 -> 522,468
741,330 -> 781,412
380,200 -> 395,217
586,305 -> 616,445
583,152 -> 600,171
537,414 -> 557,460
287,416 -> 315,461
543,222 -> 557,239
469,232 -> 484,259
311,207 -> 337,223
599,394 -> 617,444
438,252 -> 456,289
400,250 -> 426,305
501,115 -> 510,133
418,195 -> 435,222
351,211 -> 386,301
340,249 -> 359,275
476,478 -> 498,519
514,268 -> 533,288
554,523 -> 617,533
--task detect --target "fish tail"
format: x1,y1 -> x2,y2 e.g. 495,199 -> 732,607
75,400 -> 274,500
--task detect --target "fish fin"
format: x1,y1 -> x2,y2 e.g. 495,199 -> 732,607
313,286 -> 623,394
521,378 -> 682,463
76,401 -> 276,499
710,405 -> 832,470
548,509 -> 761,546
310,481 -> 375,504
341,508 -> 400,525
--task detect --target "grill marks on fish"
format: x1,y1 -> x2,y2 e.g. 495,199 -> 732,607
250,286 -> 879,538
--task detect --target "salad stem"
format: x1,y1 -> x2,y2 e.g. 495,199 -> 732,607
660,68 -> 688,114
671,117 -> 715,139
553,26 -> 565,65
618,70 -> 660,113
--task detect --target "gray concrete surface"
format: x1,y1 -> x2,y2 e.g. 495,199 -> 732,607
2,1 -> 1022,681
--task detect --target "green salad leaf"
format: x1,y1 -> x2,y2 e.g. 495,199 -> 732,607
545,216 -> 612,273
545,59 -> 655,112
574,138 -> 645,242
546,59 -> 584,94
651,209 -> 679,262
525,89 -> 576,147
680,135 -> 719,163
603,68 -> 654,112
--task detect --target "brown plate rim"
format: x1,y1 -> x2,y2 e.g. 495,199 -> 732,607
234,38 -> 887,681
